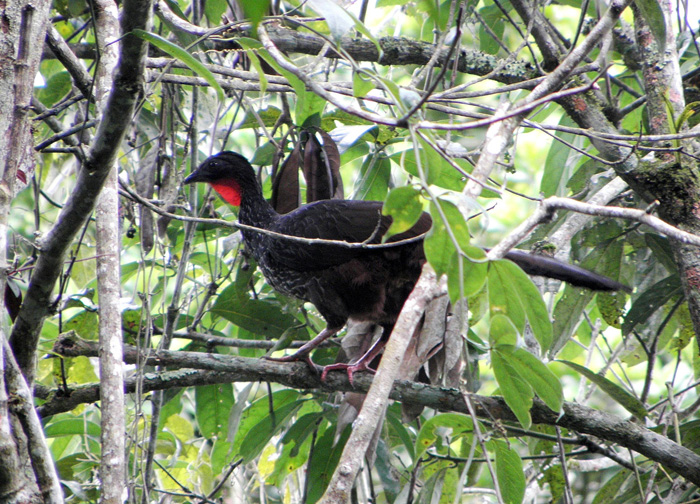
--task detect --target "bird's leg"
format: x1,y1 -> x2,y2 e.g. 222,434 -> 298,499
320,333 -> 388,385
266,326 -> 341,372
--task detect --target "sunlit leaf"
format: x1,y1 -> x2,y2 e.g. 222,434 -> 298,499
558,360 -> 647,419
131,29 -> 224,101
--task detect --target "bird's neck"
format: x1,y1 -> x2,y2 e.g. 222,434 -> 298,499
211,178 -> 278,229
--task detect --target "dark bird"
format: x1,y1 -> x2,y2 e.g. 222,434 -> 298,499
185,151 -> 629,381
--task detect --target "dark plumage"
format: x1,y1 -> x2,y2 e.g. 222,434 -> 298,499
185,151 -> 628,380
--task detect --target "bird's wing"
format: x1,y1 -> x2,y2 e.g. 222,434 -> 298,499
265,200 -> 430,270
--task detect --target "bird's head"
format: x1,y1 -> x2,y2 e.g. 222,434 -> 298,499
185,151 -> 258,207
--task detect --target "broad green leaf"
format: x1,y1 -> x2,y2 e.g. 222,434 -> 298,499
211,284 -> 302,338
414,413 -> 474,463
382,186 -> 423,240
492,349 -> 534,428
391,150 -> 467,191
622,275 -> 682,335
644,233 -> 677,274
232,390 -> 305,462
63,310 -> 98,340
234,38 -> 269,95
306,424 -> 351,503
45,418 -> 101,438
375,439 -> 401,501
354,153 -> 391,201
250,141 -> 277,166
676,101 -> 700,130
489,313 -> 518,347
204,0 -> 227,25
164,414 -> 195,442
634,0 -> 666,53
424,198 -> 488,301
489,260 -> 553,352
307,0 -> 354,40
424,198 -> 469,277
446,249 -> 488,302
591,464 -> 636,504
239,106 -> 282,129
131,29 -> 224,101
551,241 -> 624,356
417,464 -> 459,503
195,383 -> 234,439
500,346 -> 563,413
387,406 -> 416,461
353,70 -> 375,99
254,44 -> 326,125
558,360 -> 647,419
241,0 -> 269,32
541,115 -> 581,197
211,439 -> 234,475
491,439 -> 525,504
479,4 -> 505,55
38,71 -> 72,106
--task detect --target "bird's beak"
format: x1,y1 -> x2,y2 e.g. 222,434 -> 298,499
184,170 -> 206,184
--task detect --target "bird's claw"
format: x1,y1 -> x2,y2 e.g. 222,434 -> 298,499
265,352 -> 320,375
320,361 -> 376,386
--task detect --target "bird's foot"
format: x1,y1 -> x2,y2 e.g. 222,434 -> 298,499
320,361 -> 376,386
265,352 -> 320,375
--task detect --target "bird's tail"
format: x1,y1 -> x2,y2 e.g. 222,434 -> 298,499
504,249 -> 631,292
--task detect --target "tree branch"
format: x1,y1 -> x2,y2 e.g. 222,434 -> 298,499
47,333 -> 700,486
9,0 -> 154,383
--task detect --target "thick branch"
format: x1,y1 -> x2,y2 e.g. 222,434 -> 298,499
9,0 -> 153,383
151,0 -> 538,85
47,333 -> 700,486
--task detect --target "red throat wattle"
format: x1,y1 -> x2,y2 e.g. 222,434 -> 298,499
210,180 -> 242,206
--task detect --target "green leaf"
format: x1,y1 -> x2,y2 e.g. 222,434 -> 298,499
424,199 -> 468,277
211,283 -> 303,338
306,424 -> 351,503
45,418 -> 101,438
479,4 -> 505,55
644,233 -> 678,274
38,71 -> 72,106
195,383 -> 234,439
558,360 -> 647,419
622,275 -> 682,335
491,439 -> 525,504
354,153 -> 391,201
231,390 -> 303,462
307,0 -> 354,40
676,101 -> 700,130
633,0 -> 666,53
551,241 -> 624,356
491,349 -> 533,428
541,115 -> 581,197
382,186 -> 423,240
446,249 -> 488,302
386,407 -> 416,461
250,141 -> 277,166
489,313 -> 518,346
254,44 -> 327,125
391,150 -> 467,191
414,413 -> 474,463
500,346 -> 563,413
424,198 -> 488,301
489,260 -> 553,352
235,38 -> 269,95
352,70 -> 374,98
591,469 -> 635,504
204,0 -> 227,25
240,0 -> 269,32
130,29 -> 224,101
